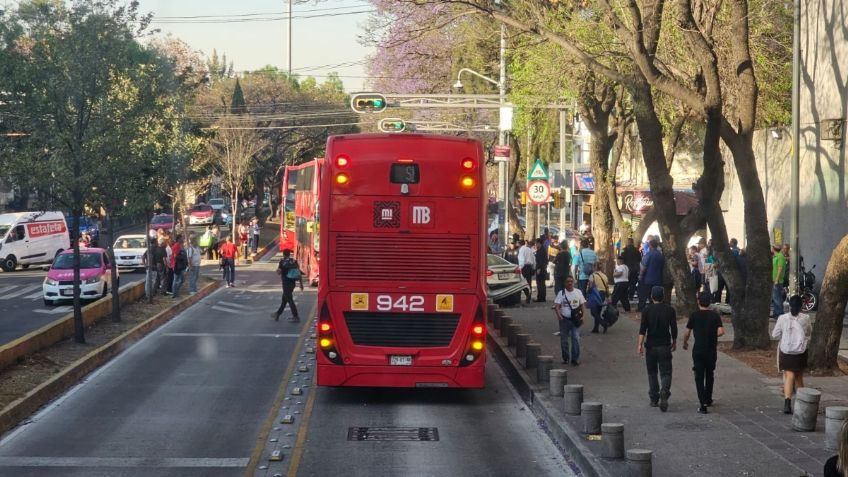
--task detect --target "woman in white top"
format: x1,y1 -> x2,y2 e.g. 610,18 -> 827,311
771,295 -> 812,414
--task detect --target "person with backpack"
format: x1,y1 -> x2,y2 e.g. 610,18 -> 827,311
272,249 -> 304,322
171,236 -> 188,299
682,292 -> 725,414
588,269 -> 610,333
772,295 -> 812,414
576,238 -> 597,295
554,276 -> 587,365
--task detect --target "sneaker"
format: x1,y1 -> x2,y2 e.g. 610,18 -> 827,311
659,395 -> 669,412
698,405 -> 708,414
650,401 -> 659,408
553,331 -> 561,336
271,312 -> 279,321
562,359 -> 569,364
705,399 -> 713,407
571,361 -> 580,366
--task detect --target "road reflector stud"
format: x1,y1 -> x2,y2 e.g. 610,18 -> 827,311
281,415 -> 295,424
298,366 -> 309,372
269,450 -> 283,462
259,465 -> 268,470
310,333 -> 317,339
292,387 -> 303,395
270,438 -> 278,443
306,348 -> 315,354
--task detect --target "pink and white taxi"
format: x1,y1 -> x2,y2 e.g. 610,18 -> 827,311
42,248 -> 118,306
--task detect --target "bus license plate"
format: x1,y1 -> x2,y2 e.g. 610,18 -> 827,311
497,272 -> 511,280
390,355 -> 412,366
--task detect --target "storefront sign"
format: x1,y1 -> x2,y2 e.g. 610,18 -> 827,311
621,191 -> 655,214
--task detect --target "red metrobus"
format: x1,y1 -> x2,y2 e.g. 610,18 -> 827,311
279,159 -> 322,285
316,133 -> 487,388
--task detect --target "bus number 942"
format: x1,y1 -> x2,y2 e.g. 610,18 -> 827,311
376,295 -> 424,312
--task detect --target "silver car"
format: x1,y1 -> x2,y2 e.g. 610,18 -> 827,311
486,254 -> 529,305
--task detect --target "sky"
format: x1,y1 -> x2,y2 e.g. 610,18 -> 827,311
137,0 -> 375,92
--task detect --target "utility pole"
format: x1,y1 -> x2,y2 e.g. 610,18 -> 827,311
498,24 -> 509,246
789,0 -> 801,294
287,0 -> 293,77
559,109 -> 567,230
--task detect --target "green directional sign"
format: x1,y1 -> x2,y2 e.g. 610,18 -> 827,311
527,159 -> 549,181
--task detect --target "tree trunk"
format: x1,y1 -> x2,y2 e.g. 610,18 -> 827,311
508,134 -> 525,237
808,234 -> 848,371
105,210 -> 121,322
70,210 -> 85,344
589,137 -> 615,276
146,209 -> 155,304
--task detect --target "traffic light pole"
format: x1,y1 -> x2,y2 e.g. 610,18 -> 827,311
498,24 -> 509,248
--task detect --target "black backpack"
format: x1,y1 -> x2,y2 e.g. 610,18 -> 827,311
175,249 -> 188,273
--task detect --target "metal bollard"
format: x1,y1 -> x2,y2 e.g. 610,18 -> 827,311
507,324 -> 522,347
626,449 -> 653,477
564,384 -> 584,415
792,387 -> 822,432
549,369 -> 567,396
515,334 -> 530,358
525,343 -> 541,368
493,309 -> 506,328
582,402 -> 603,434
826,407 -> 848,450
602,423 -> 625,459
499,317 -> 513,337
536,356 -> 553,383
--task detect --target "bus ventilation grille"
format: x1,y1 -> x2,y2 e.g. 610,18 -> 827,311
343,312 -> 460,347
333,235 -> 473,282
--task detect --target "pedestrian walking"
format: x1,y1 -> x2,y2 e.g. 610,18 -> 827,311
167,234 -> 182,295
210,224 -> 221,260
824,419 -> 848,476
609,255 -> 631,312
171,236 -> 188,299
272,249 -> 305,322
503,239 -> 519,265
517,239 -> 535,304
219,235 -> 238,287
771,244 -> 787,317
575,238 -> 597,295
772,295 -> 811,414
637,286 -> 678,412
250,217 -> 260,255
588,270 -> 609,333
682,292 -> 725,414
534,238 -> 548,302
689,245 -> 703,292
185,237 -> 202,294
199,226 -> 212,258
238,221 -> 249,259
638,239 -> 665,312
554,276 -> 586,365
621,238 -> 641,301
152,237 -> 167,297
552,242 -> 572,297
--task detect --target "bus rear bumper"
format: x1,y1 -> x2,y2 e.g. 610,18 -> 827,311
316,362 -> 484,388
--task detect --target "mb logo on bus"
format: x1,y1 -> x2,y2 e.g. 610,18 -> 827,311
411,204 -> 434,228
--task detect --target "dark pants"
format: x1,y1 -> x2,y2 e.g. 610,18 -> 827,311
559,318 -> 580,363
610,282 -> 631,311
172,270 -> 184,298
693,351 -> 717,405
166,268 -> 174,293
153,265 -> 165,295
628,270 -> 639,300
590,292 -> 608,332
577,279 -> 589,296
691,269 -> 702,293
645,345 -> 673,403
521,265 -> 534,302
222,258 -> 235,285
638,283 -> 656,311
714,274 -> 727,303
554,275 -> 567,298
275,281 -> 299,319
535,268 -> 547,301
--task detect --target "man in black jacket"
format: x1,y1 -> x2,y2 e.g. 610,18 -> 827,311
553,243 -> 572,298
621,238 -> 642,301
534,238 -> 548,302
637,286 -> 678,412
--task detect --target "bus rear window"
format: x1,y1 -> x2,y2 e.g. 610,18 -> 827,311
390,163 -> 420,184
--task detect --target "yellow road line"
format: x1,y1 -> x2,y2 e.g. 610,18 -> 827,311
243,302 -> 316,477
285,364 -> 317,477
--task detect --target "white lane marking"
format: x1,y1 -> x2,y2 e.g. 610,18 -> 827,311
0,285 -> 18,295
33,306 -> 72,315
164,333 -> 300,338
1,284 -> 43,299
211,305 -> 243,314
0,457 -> 249,468
24,291 -> 43,299
215,301 -> 251,310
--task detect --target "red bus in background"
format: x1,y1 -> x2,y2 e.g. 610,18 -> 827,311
316,134 -> 487,388
279,159 -> 323,286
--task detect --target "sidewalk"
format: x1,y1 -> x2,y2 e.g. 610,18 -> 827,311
489,296 -> 848,476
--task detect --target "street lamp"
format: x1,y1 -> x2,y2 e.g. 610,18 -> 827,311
453,68 -> 500,90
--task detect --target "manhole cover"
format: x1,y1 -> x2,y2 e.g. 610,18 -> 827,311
665,421 -> 712,432
347,427 -> 439,441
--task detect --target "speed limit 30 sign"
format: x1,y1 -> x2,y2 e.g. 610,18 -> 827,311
527,180 -> 551,205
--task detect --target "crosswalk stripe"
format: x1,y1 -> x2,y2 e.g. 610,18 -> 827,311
0,285 -> 17,295
33,306 -> 72,315
24,291 -> 43,299
1,284 -> 42,300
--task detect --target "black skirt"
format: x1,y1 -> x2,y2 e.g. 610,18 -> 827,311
779,350 -> 808,372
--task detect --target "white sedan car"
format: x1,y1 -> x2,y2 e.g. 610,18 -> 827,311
113,234 -> 147,271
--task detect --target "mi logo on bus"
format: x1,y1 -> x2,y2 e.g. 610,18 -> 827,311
373,201 -> 400,228
410,203 -> 434,228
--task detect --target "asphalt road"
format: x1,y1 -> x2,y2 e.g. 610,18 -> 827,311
0,256 -> 307,477
287,363 -> 577,477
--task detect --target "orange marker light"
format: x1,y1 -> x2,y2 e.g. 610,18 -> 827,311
472,341 -> 484,351
336,173 -> 349,185
461,176 -> 475,188
398,158 -> 414,163
335,155 -> 350,168
320,338 -> 332,348
319,322 -> 332,332
472,325 -> 484,335
461,158 -> 475,170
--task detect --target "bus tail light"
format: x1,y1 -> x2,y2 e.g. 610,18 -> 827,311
336,173 -> 350,185
461,158 -> 476,170
318,303 -> 343,364
335,155 -> 350,168
460,176 -> 475,188
460,305 -> 486,367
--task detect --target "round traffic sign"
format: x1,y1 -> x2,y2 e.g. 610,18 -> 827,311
527,180 -> 550,205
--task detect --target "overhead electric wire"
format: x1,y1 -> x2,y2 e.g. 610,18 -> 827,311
203,121 -> 367,131
152,9 -> 374,24
154,4 -> 370,20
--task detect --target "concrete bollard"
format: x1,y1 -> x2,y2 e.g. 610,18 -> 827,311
499,317 -> 513,337
536,356 -> 553,383
487,303 -> 499,317
792,387 -> 822,432
507,324 -> 522,347
549,369 -> 567,396
582,402 -> 603,434
602,423 -> 625,459
626,449 -> 653,477
525,343 -> 541,368
515,334 -> 530,358
564,384 -> 584,415
493,309 -> 506,328
826,407 -> 848,450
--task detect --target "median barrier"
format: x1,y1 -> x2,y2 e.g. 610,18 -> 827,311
0,281 -> 145,372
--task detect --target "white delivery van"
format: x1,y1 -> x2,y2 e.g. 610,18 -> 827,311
0,211 -> 70,272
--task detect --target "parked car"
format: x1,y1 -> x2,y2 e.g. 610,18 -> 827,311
214,207 -> 233,226
208,198 -> 227,211
0,211 -> 70,272
42,248 -> 118,306
66,215 -> 100,246
188,204 -> 214,225
486,254 -> 528,306
149,214 -> 174,231
113,234 -> 147,271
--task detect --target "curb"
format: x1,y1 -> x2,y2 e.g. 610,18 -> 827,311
487,326 -> 619,477
0,279 -> 223,436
